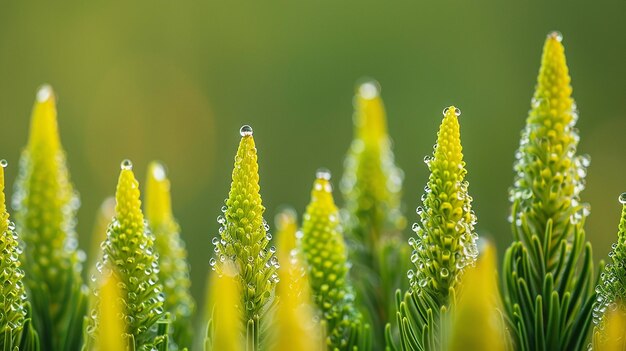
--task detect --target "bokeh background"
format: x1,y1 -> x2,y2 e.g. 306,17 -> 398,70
1,1 -> 625,307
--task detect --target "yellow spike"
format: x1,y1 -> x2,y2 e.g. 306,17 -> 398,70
600,306 -> 626,351
448,243 -> 506,351
145,161 -> 173,226
436,106 -> 463,166
274,208 -> 323,351
27,84 -> 61,151
533,32 -> 574,119
115,160 -> 144,230
355,81 -> 387,144
96,274 -> 127,351
209,266 -> 243,351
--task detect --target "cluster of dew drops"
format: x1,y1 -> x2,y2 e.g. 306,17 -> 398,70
508,98 -> 590,226
405,107 -> 479,291
0,164 -> 29,330
592,193 -> 626,331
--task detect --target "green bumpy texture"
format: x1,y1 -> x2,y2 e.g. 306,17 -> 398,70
0,164 -> 35,351
210,129 -> 277,349
390,106 -> 478,351
502,33 -> 595,351
301,174 -> 371,351
145,162 -> 196,350
13,86 -> 86,351
340,81 -> 408,349
86,164 -> 166,351
592,195 -> 626,344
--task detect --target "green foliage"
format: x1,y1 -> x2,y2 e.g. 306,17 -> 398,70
501,32 -> 596,351
592,195 -> 626,348
388,105 -> 479,351
209,126 -> 278,350
85,161 -> 168,351
300,171 -> 371,350
1,32 -> 625,351
12,85 -> 86,351
340,80 -> 409,349
145,161 -> 196,350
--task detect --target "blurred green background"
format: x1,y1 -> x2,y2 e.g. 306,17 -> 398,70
1,1 -> 625,305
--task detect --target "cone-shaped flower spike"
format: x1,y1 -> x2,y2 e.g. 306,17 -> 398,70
205,265 -> 243,351
93,274 -> 126,351
12,85 -> 86,351
273,208 -> 323,351
448,243 -> 507,351
592,194 -> 626,348
391,106 -> 478,351
86,160 -> 166,351
502,32 -> 596,351
0,161 -> 34,350
145,161 -> 195,349
592,301 -> 626,351
340,80 -> 408,348
210,125 -> 278,348
300,170 -> 371,350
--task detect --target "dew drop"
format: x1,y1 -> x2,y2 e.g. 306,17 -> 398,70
619,193 -> 626,205
548,31 -> 563,42
315,168 -> 331,180
152,162 -> 166,180
0,159 -> 7,168
37,84 -> 53,102
358,80 -> 380,100
440,267 -> 449,278
121,159 -> 133,170
443,106 -> 461,117
240,125 -> 253,137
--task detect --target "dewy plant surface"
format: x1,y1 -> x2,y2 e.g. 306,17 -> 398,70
0,30 -> 624,351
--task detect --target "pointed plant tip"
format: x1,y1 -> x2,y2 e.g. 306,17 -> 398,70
149,161 -> 167,181
239,124 -> 253,137
547,31 -> 563,43
443,106 -> 462,118
357,79 -> 381,100
121,159 -> 133,171
36,84 -> 55,103
315,167 -> 332,181
619,192 -> 626,205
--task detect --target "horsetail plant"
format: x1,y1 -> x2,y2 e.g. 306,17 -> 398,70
12,85 -> 87,351
84,160 -> 168,351
209,125 -> 279,350
592,194 -> 626,349
501,32 -> 596,351
388,106 -> 479,351
273,208 -> 323,351
0,161 -> 39,351
145,161 -> 196,350
300,170 -> 371,351
341,80 -> 408,349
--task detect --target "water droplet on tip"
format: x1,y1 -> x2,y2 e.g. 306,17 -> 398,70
315,168 -> 331,180
152,162 -> 166,180
121,159 -> 133,170
0,159 -> 7,168
443,106 -> 461,117
548,31 -> 563,42
240,125 -> 253,137
358,80 -> 380,99
36,84 -> 53,102
619,192 -> 626,205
